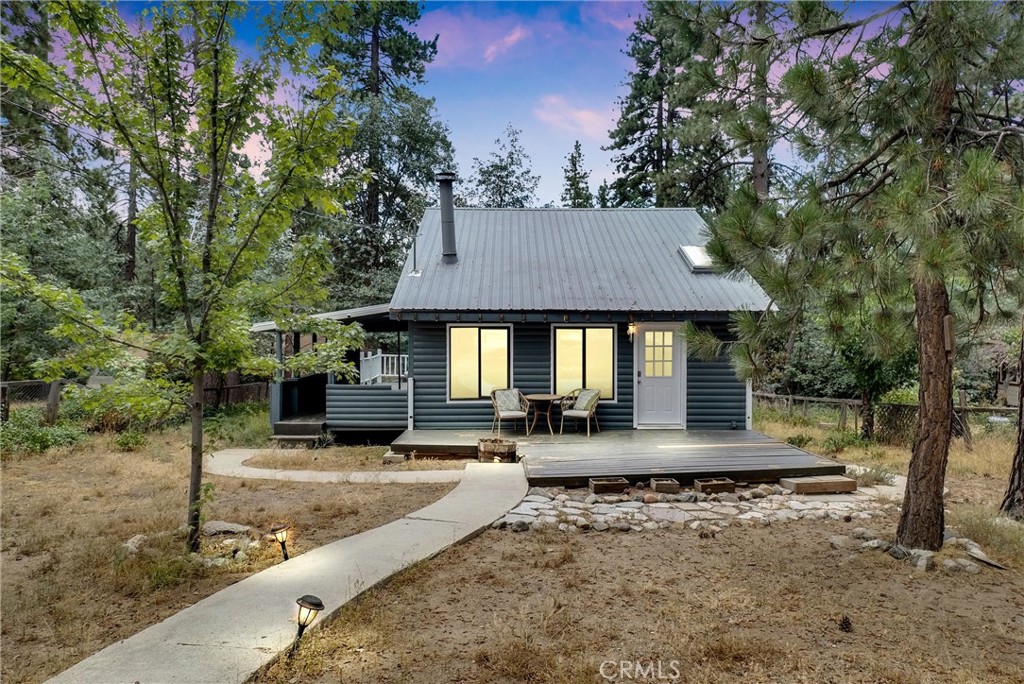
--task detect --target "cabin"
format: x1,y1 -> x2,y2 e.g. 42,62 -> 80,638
260,174 -> 772,446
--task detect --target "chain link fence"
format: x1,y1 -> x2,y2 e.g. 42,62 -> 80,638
0,380 -> 54,403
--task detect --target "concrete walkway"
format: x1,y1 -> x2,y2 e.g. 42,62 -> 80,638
205,448 -> 465,484
48,463 -> 527,684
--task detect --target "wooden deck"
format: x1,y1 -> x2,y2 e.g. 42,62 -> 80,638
390,429 -> 845,487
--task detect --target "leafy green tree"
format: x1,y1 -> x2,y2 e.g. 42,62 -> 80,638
469,124 -> 539,208
561,140 -> 594,208
3,1 -> 361,551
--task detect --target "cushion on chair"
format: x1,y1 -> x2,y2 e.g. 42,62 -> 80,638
499,410 -> 528,420
562,409 -> 591,419
573,389 -> 601,412
494,389 -> 522,413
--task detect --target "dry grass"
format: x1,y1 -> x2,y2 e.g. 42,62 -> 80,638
253,518 -> 1024,684
1,428 -> 454,684
243,447 -> 471,472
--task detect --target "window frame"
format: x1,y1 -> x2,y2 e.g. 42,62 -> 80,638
446,324 -> 513,403
550,324 -> 617,402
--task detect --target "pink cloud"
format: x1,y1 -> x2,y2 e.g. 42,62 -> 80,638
579,1 -> 639,32
533,95 -> 614,142
414,6 -> 562,68
484,25 -> 530,63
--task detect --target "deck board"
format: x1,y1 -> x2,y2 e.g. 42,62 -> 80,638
391,429 -> 845,486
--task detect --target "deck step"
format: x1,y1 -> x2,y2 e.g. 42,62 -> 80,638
273,421 -> 326,436
269,434 -> 321,448
779,475 -> 857,494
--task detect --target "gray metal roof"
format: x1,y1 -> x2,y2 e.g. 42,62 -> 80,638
389,208 -> 771,314
250,303 -> 392,333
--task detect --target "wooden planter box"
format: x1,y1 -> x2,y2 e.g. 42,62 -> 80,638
650,477 -> 681,494
694,477 -> 735,494
478,438 -> 517,463
589,477 -> 630,494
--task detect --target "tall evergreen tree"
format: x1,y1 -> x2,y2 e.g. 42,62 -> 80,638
704,1 -> 1024,549
561,140 -> 594,208
469,125 -> 539,208
317,1 -> 453,305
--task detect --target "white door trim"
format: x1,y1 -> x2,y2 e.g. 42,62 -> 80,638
632,323 -> 686,429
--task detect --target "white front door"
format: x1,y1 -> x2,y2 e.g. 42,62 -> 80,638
635,326 -> 685,427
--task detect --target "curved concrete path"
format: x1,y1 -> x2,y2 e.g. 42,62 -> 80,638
206,448 -> 465,484
48,462 -> 527,684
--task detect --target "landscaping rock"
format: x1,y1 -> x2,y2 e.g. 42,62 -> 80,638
584,493 -> 600,504
829,535 -> 856,550
967,548 -> 1007,570
860,539 -> 891,552
522,495 -> 551,504
527,487 -> 553,499
122,534 -> 147,554
614,521 -> 632,532
202,521 -> 250,536
678,492 -> 698,503
718,493 -> 740,504
642,493 -> 660,504
510,520 -> 530,533
887,545 -> 911,560
851,528 -> 877,541
592,521 -> 610,532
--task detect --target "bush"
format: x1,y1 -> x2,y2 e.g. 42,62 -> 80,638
62,379 -> 187,432
880,384 -> 918,405
204,402 -> 271,448
0,408 -> 86,455
821,431 -> 864,454
786,433 -> 814,448
114,430 -> 148,452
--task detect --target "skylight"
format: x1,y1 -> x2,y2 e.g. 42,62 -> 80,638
678,245 -> 713,273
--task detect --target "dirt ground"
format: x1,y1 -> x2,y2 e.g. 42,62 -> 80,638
256,511 -> 1024,684
244,446 -> 472,471
0,433 -> 453,684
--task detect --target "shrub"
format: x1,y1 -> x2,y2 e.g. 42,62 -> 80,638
821,431 -> 863,454
880,384 -> 919,405
114,430 -> 148,452
62,379 -> 187,432
853,467 -> 896,487
204,402 -> 271,448
0,407 -> 86,456
786,433 -> 814,448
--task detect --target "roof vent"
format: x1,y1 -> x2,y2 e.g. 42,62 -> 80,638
678,245 -> 713,273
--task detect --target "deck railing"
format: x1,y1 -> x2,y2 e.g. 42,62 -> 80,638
359,350 -> 409,385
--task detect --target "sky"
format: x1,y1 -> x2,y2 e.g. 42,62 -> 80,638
409,1 -> 644,205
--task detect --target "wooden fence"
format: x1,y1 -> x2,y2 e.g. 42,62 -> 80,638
753,392 -> 862,432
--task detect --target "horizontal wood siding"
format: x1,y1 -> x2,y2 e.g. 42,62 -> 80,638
326,385 -> 407,429
686,323 -> 745,429
411,322 -> 634,430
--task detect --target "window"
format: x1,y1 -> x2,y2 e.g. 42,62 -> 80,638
449,326 -> 510,400
644,330 -> 673,378
553,326 -> 615,399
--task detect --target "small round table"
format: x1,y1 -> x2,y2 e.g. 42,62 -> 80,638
525,393 -> 562,435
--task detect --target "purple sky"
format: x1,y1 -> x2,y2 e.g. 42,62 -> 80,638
411,1 -> 643,205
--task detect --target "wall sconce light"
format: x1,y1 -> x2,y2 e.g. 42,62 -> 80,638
290,594 -> 324,656
270,524 -> 290,561
627,321 -> 637,341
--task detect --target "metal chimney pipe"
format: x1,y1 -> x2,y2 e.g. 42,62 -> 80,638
437,171 -> 457,264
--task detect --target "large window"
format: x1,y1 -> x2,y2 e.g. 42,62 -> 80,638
449,326 -> 510,400
553,326 -> 615,399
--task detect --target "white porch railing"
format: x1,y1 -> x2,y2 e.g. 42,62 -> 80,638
359,350 -> 409,385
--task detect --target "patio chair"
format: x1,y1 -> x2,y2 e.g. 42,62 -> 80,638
490,388 -> 531,436
559,388 -> 601,437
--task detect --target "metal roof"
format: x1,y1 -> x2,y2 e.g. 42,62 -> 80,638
250,303 -> 392,333
389,208 -> 771,314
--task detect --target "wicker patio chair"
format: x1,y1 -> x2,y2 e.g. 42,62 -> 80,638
490,388 -> 531,436
559,388 -> 601,437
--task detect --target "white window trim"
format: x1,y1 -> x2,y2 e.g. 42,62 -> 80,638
446,323 -> 513,403
549,324 -> 618,403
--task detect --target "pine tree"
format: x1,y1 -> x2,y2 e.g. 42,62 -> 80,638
596,180 -> 613,208
1002,316 -> 1024,520
705,1 -> 1024,549
561,141 -> 594,208
318,1 -> 453,304
469,125 -> 540,208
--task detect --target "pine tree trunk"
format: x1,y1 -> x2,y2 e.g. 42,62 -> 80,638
750,1 -> 770,201
1000,318 -> 1024,520
860,391 -> 874,440
897,279 -> 953,550
186,362 -> 205,553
